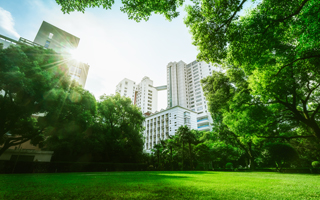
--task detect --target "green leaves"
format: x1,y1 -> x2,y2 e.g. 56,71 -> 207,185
0,45 -> 71,154
56,0 -> 184,22
56,0 -> 115,14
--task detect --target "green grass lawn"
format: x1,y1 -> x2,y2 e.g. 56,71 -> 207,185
0,171 -> 319,199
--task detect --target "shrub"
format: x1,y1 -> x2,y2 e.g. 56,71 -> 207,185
263,143 -> 299,172
226,162 -> 233,169
312,161 -> 320,168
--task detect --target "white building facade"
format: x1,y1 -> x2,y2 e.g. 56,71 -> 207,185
143,106 -> 197,151
115,76 -> 158,114
167,60 -> 222,132
135,76 -> 158,114
115,78 -> 136,103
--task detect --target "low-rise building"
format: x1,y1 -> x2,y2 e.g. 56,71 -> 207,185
143,105 -> 197,152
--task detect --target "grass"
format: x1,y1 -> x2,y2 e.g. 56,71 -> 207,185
0,171 -> 319,199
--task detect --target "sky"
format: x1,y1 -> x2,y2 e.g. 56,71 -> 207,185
0,0 -> 255,111
0,0 -> 202,110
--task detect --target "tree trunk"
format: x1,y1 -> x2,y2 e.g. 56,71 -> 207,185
248,142 -> 255,171
0,143 -> 11,156
171,147 -> 173,171
158,152 -> 160,171
188,142 -> 194,169
279,161 -> 284,172
182,141 -> 184,171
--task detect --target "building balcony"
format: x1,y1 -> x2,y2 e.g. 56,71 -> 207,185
197,118 -> 209,122
198,125 -> 210,129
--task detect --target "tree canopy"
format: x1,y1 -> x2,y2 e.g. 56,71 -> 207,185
0,45 -> 70,155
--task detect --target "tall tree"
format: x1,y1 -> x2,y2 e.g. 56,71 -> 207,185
152,144 -> 162,170
176,125 -> 191,170
202,69 -> 265,170
91,94 -> 145,163
186,0 -> 320,143
43,85 -> 97,161
0,45 -> 70,156
165,136 -> 176,171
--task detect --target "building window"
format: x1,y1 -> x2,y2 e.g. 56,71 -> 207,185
44,40 -> 50,48
48,33 -> 54,39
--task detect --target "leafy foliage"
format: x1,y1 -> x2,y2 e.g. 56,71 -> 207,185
311,161 -> 320,168
56,0 -> 184,21
89,94 -> 145,163
0,45 -> 70,155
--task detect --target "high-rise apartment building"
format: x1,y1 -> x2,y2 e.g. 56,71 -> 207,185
167,60 -> 222,131
115,78 -> 136,103
115,76 -> 158,114
135,76 -> 158,114
34,21 -> 79,54
33,21 -> 89,87
167,61 -> 188,108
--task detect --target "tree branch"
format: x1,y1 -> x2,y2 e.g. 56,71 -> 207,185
262,0 -> 310,35
212,0 -> 247,32
275,55 -> 320,76
304,82 -> 320,104
257,135 -> 314,139
311,103 -> 320,120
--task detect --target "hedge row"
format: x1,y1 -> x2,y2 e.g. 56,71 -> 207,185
212,168 -> 320,173
0,161 -> 148,174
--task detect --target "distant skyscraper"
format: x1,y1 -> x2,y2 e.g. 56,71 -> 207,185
115,76 -> 158,114
115,78 -> 136,103
167,61 -> 188,108
167,60 -> 222,132
33,21 -> 89,87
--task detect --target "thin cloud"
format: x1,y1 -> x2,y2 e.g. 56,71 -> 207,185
0,7 -> 20,38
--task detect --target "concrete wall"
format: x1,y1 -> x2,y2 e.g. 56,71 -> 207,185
0,149 -> 54,162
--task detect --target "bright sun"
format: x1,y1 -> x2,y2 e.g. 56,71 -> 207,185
69,49 -> 84,62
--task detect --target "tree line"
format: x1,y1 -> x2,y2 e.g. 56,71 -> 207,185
1,0 -> 320,170
0,45 -> 145,163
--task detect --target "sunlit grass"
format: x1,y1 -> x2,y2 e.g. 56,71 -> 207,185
1,171 -> 319,199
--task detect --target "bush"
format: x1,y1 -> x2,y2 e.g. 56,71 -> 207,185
312,161 -> 320,168
226,162 -> 233,169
